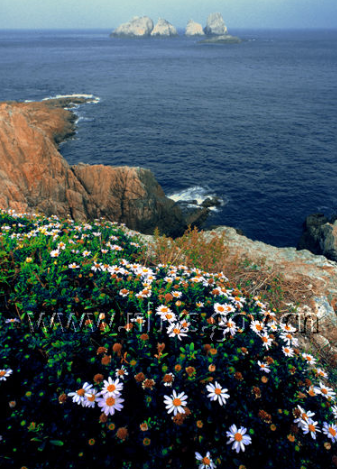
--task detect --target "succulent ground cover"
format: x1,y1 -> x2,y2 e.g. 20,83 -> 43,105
1,209 -> 337,468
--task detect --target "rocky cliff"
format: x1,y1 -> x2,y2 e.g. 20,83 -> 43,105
0,98 -> 186,236
151,18 -> 178,37
185,20 -> 205,37
204,13 -> 228,35
110,16 -> 154,38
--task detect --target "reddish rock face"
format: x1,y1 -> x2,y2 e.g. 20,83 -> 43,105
0,99 -> 185,236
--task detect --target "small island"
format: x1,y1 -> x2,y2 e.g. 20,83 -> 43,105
110,12 -> 241,43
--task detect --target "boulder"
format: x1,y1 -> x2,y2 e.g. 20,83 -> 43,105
185,20 -> 205,36
204,13 -> 228,36
298,213 -> 337,262
110,16 -> 154,38
0,98 -> 186,237
151,18 -> 178,37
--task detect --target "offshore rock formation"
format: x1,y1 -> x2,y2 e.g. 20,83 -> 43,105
110,16 -> 154,38
204,12 -> 228,36
185,20 -> 205,36
199,35 -> 242,45
151,18 -> 178,37
298,213 -> 337,262
0,98 -> 187,237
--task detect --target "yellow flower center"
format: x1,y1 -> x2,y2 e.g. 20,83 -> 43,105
0,371 -> 6,377
106,397 -> 116,407
166,314 -> 173,319
77,389 -> 85,397
286,334 -> 292,339
173,398 -> 182,407
256,324 -> 263,331
302,413 -> 308,420
161,307 -> 168,313
88,394 -> 96,402
215,388 -> 222,395
107,384 -> 116,392
262,337 -> 268,343
202,457 -> 211,465
234,432 -> 243,442
321,388 -> 328,394
173,328 -> 180,335
329,428 -> 337,437
308,424 -> 316,433
218,306 -> 225,312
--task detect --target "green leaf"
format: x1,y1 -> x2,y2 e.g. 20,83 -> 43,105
50,440 -> 64,446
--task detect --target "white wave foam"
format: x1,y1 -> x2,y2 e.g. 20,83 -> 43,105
42,93 -> 101,103
168,186 -> 226,211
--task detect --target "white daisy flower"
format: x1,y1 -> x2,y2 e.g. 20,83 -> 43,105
280,323 -> 297,333
166,323 -> 188,340
301,419 -> 321,439
302,353 -> 317,366
322,422 -> 337,443
213,303 -> 234,315
156,305 -> 173,315
280,332 -> 299,347
97,394 -> 124,416
68,263 -> 80,269
294,406 -> 315,428
115,366 -> 128,380
250,320 -> 266,336
195,451 -> 216,469
163,390 -> 188,416
206,382 -> 230,406
282,346 -> 294,357
172,291 -> 182,299
260,333 -> 273,350
119,288 -> 130,297
313,382 -> 336,400
50,249 -> 60,258
83,389 -> 99,408
100,377 -> 124,397
221,319 -> 238,337
315,368 -> 328,379
68,382 -> 93,405
226,424 -> 252,453
5,318 -> 20,324
0,369 -> 13,381
157,310 -> 177,323
82,250 -> 91,257
257,361 -> 271,373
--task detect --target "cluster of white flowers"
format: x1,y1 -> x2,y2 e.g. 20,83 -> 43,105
67,376 -> 126,416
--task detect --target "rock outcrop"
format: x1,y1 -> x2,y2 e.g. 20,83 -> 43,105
110,16 -> 154,38
204,13 -> 228,36
151,18 -> 178,37
127,224 -> 337,363
199,35 -> 242,45
298,213 -> 337,262
185,20 -> 205,36
0,98 -> 186,237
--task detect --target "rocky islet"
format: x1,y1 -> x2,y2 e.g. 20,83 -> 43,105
110,12 -> 241,42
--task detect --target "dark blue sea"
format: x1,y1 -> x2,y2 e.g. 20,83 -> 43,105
0,29 -> 336,247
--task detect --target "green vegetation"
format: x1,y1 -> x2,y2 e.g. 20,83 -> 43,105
1,209 -> 337,468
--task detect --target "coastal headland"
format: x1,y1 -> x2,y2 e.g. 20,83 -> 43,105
1,96 -> 337,360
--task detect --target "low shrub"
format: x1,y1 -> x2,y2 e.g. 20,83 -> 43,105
1,209 -> 337,469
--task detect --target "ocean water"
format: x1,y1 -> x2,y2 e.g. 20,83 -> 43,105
0,28 -> 336,247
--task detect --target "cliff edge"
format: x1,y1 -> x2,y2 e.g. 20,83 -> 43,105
0,98 -> 186,237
